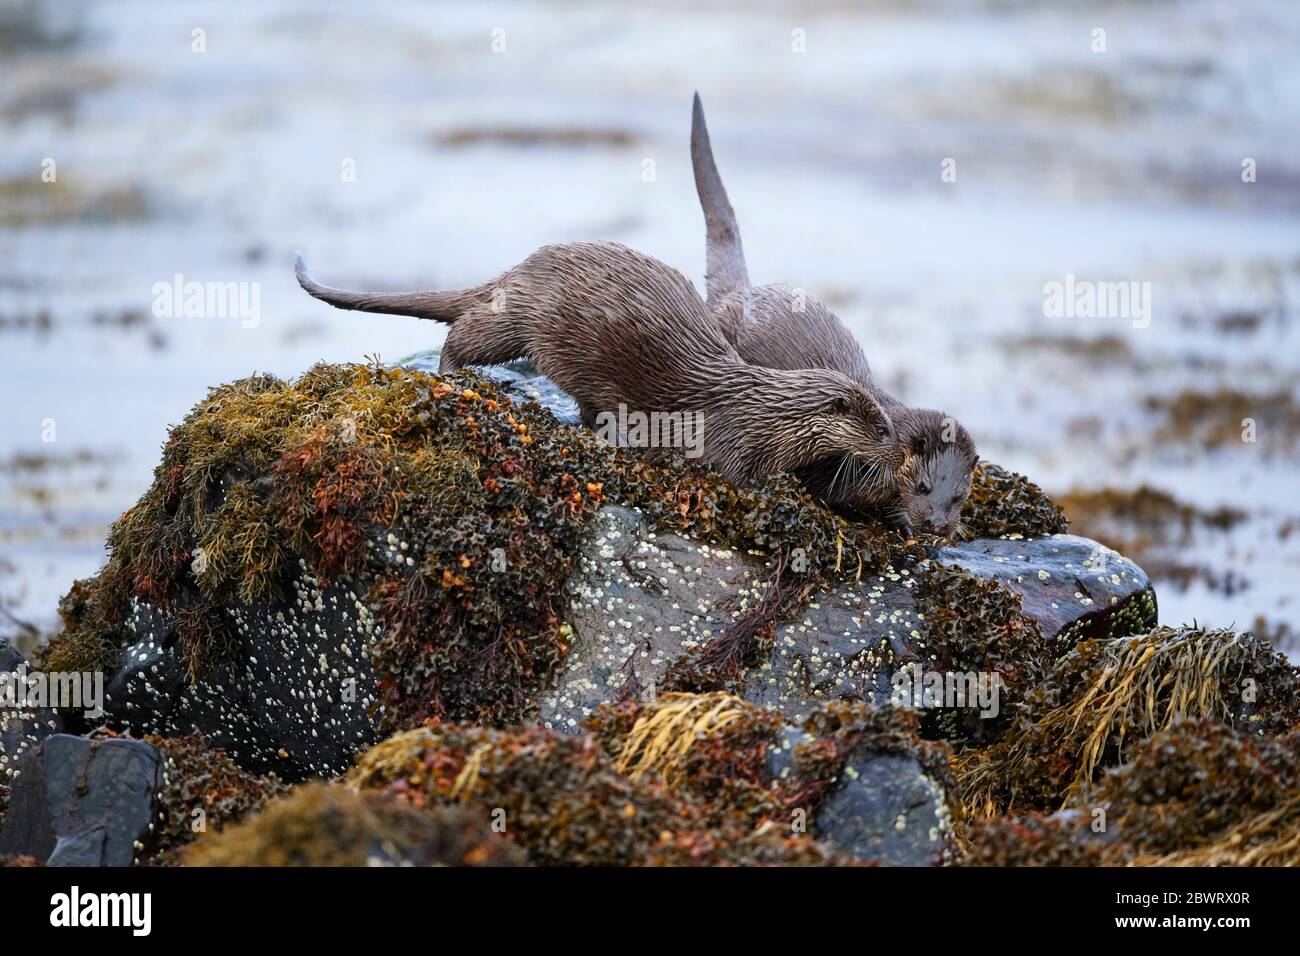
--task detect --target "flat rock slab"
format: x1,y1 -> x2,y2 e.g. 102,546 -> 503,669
0,734 -> 161,866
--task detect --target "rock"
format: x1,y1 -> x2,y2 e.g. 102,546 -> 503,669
541,507 -> 1156,730
932,534 -> 1156,642
766,724 -> 948,865
812,751 -> 947,865
539,506 -> 763,731
102,576 -> 380,780
400,353 -> 582,425
47,828 -> 108,867
0,637 -> 65,784
44,360 -> 1155,787
0,735 -> 161,866
744,533 -> 1155,724
0,636 -> 24,673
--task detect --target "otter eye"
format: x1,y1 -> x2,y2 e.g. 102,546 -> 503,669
875,423 -> 889,439
917,480 -> 932,496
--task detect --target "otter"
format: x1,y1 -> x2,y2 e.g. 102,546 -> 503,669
294,240 -> 905,488
690,93 -> 978,537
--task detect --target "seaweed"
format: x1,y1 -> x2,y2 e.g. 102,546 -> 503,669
913,564 -> 1049,743
350,718 -> 850,866
186,782 -> 525,866
954,625 -> 1300,818
960,462 -> 1068,540
143,732 -> 288,864
964,719 -> 1300,866
590,692 -> 787,826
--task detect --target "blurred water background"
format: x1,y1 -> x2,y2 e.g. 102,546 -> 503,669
2,0 -> 1298,655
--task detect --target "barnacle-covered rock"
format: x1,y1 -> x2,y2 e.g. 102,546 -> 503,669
0,637 -> 64,784
544,518 -> 1154,734
99,583 -> 380,779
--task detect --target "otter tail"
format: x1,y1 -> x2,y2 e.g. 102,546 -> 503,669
691,92 -> 751,306
294,253 -> 475,324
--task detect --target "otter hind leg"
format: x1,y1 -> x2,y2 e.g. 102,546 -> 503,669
437,304 -> 531,374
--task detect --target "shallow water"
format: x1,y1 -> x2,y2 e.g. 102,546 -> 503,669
1,0 -> 1297,654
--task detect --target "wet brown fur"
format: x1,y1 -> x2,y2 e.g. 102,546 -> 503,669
295,242 -> 905,487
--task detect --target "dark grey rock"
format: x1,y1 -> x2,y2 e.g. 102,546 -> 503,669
0,734 -> 161,866
812,752 -> 947,865
0,636 -> 24,673
764,725 -> 948,865
47,827 -> 108,867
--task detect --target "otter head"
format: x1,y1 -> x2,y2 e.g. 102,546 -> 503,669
895,408 -> 978,539
798,373 -> 905,486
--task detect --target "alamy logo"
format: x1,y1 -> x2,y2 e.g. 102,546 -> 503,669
593,404 -> 704,458
1042,273 -> 1151,328
0,665 -> 103,718
151,273 -> 261,328
50,886 -> 151,936
891,662 -> 1003,718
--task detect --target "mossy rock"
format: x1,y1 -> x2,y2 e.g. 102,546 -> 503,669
38,361 -> 1102,778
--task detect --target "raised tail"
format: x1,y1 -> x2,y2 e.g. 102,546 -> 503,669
691,92 -> 751,306
293,253 -> 474,324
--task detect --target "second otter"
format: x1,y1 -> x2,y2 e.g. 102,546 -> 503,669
295,241 -> 905,489
691,94 -> 978,537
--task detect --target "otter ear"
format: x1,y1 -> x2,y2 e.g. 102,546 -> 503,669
912,434 -> 929,456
